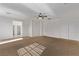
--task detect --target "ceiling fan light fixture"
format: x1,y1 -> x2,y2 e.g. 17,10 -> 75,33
37,13 -> 48,20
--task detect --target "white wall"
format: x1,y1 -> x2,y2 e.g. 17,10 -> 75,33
44,19 -> 79,41
30,18 -> 79,41
0,16 -> 13,39
23,19 -> 31,36
43,20 -> 69,39
68,20 -> 79,41
29,19 -> 45,36
30,19 -> 69,39
32,19 -> 40,36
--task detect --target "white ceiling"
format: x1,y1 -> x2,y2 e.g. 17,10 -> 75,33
0,4 -> 27,20
0,3 -> 79,21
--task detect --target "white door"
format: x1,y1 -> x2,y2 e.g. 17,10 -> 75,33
13,21 -> 23,37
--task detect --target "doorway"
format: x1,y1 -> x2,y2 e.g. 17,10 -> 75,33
13,21 -> 23,37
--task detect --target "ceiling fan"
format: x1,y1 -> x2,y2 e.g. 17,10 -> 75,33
37,13 -> 52,20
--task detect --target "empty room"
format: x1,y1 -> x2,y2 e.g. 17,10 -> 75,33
0,3 -> 79,56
